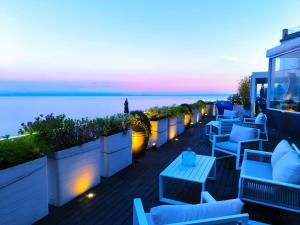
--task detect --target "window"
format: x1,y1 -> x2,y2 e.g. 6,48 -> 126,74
270,49 -> 300,112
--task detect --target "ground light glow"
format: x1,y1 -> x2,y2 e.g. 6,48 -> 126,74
87,193 -> 95,199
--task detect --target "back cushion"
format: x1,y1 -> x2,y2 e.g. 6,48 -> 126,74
223,110 -> 238,119
150,199 -> 244,225
255,113 -> 266,124
271,140 -> 292,168
229,124 -> 257,143
272,150 -> 300,184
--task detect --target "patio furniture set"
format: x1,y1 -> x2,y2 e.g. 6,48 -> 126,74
133,106 -> 300,225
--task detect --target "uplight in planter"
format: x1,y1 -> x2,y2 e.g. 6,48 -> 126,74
169,126 -> 177,139
184,114 -> 191,126
71,165 -> 97,196
132,131 -> 147,157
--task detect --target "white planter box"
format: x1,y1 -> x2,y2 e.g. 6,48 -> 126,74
168,117 -> 178,140
0,157 -> 48,225
205,105 -> 216,116
48,139 -> 101,206
192,109 -> 200,124
100,130 -> 132,177
148,119 -> 168,148
177,115 -> 185,135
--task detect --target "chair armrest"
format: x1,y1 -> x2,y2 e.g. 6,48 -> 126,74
240,174 -> 300,189
243,149 -> 272,163
216,115 -> 224,120
133,198 -> 148,225
244,118 -> 256,123
201,191 -> 217,203
239,139 -> 261,151
213,134 -> 230,143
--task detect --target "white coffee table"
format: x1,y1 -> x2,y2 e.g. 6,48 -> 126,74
159,154 -> 216,205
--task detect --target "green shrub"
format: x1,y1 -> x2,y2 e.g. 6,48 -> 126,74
20,113 -> 130,153
146,106 -> 169,121
129,111 -> 151,137
0,135 -> 42,169
228,77 -> 251,109
91,113 -> 131,136
168,105 -> 185,118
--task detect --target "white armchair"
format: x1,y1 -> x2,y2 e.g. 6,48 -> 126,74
243,113 -> 268,142
209,118 -> 241,142
133,192 -> 268,225
238,144 -> 300,213
212,125 -> 261,170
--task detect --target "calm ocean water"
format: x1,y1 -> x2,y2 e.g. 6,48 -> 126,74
0,95 -> 227,136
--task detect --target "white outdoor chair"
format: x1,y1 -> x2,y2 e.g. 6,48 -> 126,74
242,113 -> 268,142
209,118 -> 241,142
212,125 -> 261,170
133,191 -> 269,225
216,109 -> 239,121
238,144 -> 300,213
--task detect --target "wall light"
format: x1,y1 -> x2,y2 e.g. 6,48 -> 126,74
175,138 -> 179,141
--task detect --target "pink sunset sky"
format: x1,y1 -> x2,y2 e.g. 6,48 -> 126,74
1,0 -> 300,95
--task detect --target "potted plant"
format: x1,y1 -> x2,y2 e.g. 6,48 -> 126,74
0,135 -> 48,224
146,106 -> 169,148
177,105 -> 186,134
94,114 -> 132,177
130,111 -> 151,158
20,114 -> 101,207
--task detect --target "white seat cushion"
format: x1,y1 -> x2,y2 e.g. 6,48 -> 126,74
255,113 -> 266,124
272,150 -> 300,184
146,213 -> 154,225
229,124 -> 257,143
223,109 -> 238,119
271,140 -> 292,168
215,141 -> 238,153
149,199 -> 244,225
242,160 -> 272,180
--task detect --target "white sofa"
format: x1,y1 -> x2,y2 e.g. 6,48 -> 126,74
239,141 -> 300,213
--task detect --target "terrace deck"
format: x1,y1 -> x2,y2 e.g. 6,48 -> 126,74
36,118 -> 300,225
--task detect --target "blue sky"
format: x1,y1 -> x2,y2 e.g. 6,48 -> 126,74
1,0 -> 300,94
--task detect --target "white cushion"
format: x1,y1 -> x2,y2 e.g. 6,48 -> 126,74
255,113 -> 266,124
271,140 -> 292,168
229,124 -> 257,143
242,160 -> 272,180
215,141 -> 238,153
150,199 -> 244,225
223,109 -> 238,119
272,150 -> 300,184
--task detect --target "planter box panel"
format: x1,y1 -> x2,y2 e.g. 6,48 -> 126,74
101,146 -> 132,177
168,117 -> 178,140
177,116 -> 185,135
192,109 -> 200,124
148,119 -> 168,148
206,105 -> 216,116
102,130 -> 132,154
100,130 -> 132,177
48,140 -> 101,206
0,157 -> 48,225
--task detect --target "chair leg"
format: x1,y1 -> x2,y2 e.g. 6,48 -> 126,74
236,155 -> 241,170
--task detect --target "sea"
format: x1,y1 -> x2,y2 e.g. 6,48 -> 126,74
0,95 -> 228,136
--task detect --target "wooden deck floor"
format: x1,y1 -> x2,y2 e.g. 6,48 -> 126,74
36,118 -> 300,225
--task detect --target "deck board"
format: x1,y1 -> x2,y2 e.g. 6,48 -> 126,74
36,118 -> 300,225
